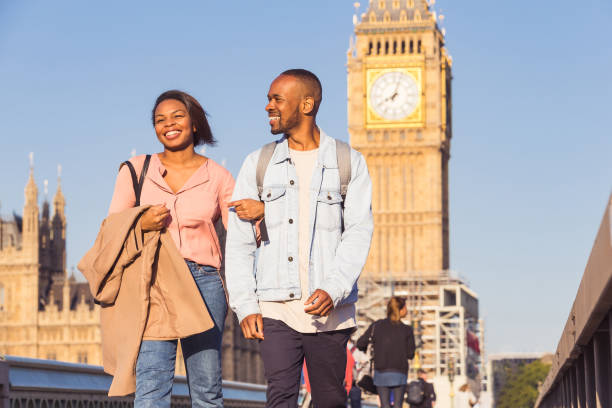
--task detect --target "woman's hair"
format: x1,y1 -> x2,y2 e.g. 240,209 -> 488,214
151,90 -> 216,147
386,296 -> 406,323
459,384 -> 469,392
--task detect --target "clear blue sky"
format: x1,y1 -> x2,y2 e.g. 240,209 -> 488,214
1,1 -> 611,355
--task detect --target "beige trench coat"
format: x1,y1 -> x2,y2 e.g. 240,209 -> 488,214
78,206 -> 214,396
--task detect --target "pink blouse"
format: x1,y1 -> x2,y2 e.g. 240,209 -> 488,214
108,154 -> 235,269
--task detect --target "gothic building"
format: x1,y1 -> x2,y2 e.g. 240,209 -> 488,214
0,162 -> 264,384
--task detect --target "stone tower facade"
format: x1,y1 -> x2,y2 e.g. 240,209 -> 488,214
347,0 -> 452,277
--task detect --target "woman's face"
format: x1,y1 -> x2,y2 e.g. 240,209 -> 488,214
154,99 -> 195,151
400,305 -> 408,318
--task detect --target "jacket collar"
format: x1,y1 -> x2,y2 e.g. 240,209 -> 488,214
270,128 -> 337,169
146,154 -> 210,194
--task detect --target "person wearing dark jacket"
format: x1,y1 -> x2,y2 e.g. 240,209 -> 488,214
356,297 -> 415,408
410,369 -> 436,408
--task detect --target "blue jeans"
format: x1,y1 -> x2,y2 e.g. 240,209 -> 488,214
135,261 -> 227,408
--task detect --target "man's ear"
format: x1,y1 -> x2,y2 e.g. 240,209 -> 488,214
301,96 -> 315,115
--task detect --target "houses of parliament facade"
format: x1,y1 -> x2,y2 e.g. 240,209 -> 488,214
0,166 -> 264,383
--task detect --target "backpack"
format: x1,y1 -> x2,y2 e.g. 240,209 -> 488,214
255,139 -> 352,202
255,139 -> 352,241
405,380 -> 425,405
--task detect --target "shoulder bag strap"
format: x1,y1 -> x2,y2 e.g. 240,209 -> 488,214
335,139 -> 352,203
256,142 -> 277,199
119,154 -> 151,207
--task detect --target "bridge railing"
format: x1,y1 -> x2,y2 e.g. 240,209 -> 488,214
0,356 -> 266,408
535,196 -> 612,407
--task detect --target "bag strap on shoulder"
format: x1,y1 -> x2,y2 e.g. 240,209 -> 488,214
256,142 -> 277,198
335,139 -> 352,202
119,154 -> 151,206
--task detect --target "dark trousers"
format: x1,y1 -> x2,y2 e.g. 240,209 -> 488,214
377,385 -> 406,408
260,318 -> 352,408
348,384 -> 362,408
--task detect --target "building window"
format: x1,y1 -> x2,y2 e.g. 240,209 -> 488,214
379,0 -> 385,9
417,39 -> 422,53
367,41 -> 373,55
407,0 -> 415,7
409,40 -> 414,53
393,0 -> 400,9
385,41 -> 389,54
78,352 -> 88,364
377,41 -> 381,55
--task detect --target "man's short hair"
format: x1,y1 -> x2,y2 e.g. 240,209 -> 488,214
280,68 -> 322,114
417,368 -> 427,375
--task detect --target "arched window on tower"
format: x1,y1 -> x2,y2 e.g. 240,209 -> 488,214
393,0 -> 400,9
384,11 -> 391,23
407,0 -> 415,7
369,12 -> 377,23
409,39 -> 414,53
417,39 -> 422,53
368,41 -> 373,55
377,41 -> 381,55
400,10 -> 407,22
401,40 -> 406,53
385,41 -> 389,54
393,40 -> 397,54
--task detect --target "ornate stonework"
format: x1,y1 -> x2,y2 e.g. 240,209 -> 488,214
0,164 -> 264,384
348,0 -> 452,277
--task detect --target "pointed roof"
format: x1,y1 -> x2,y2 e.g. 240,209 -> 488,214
53,165 -> 65,214
356,0 -> 437,34
24,161 -> 38,206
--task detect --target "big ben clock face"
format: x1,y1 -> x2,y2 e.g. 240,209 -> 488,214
366,67 -> 424,128
369,71 -> 419,120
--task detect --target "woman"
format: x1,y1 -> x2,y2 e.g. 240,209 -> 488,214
356,297 -> 416,408
108,90 -> 234,407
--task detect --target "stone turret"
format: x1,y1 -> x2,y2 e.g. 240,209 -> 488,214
22,153 -> 39,260
51,165 -> 66,276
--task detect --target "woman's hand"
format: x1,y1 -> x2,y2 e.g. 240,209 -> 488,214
229,199 -> 265,221
141,205 -> 170,231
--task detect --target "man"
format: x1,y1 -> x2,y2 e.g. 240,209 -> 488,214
409,369 -> 437,408
225,69 -> 373,408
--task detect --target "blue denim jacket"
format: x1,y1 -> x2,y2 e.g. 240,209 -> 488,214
225,130 -> 373,323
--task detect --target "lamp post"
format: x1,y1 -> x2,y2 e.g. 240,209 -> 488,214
448,356 -> 456,408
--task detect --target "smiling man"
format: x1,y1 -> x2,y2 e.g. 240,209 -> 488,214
225,69 -> 373,408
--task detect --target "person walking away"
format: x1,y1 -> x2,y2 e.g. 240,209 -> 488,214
357,297 -> 416,408
225,68 -> 374,408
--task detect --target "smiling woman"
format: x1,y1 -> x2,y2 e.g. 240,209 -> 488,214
152,90 -> 216,148
102,90 -> 235,407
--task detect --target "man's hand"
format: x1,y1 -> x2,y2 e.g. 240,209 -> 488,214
141,205 -> 170,231
240,313 -> 264,340
304,289 -> 334,316
229,199 -> 265,221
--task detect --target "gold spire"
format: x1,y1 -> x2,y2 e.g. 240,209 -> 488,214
24,152 -> 38,205
53,164 -> 65,215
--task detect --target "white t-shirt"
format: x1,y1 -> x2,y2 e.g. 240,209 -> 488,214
455,390 -> 478,408
259,148 -> 356,333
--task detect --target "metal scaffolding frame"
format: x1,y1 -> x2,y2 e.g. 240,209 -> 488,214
356,271 -> 482,389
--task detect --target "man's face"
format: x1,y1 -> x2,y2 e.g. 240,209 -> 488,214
265,75 -> 302,135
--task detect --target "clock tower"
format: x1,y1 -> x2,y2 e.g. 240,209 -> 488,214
348,0 -> 452,278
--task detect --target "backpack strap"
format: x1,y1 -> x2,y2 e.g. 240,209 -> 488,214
256,142 -> 278,198
335,140 -> 352,203
119,154 -> 151,206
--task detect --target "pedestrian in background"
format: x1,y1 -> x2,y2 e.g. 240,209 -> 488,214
456,383 -> 478,408
408,369 -> 437,408
356,296 -> 415,408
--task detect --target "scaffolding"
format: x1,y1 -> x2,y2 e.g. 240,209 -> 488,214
356,271 -> 483,395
